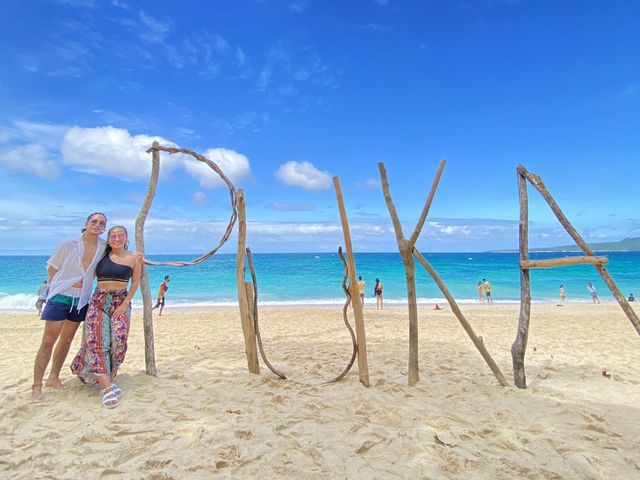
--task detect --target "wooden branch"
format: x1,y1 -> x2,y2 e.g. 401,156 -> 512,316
247,248 -> 286,379
333,176 -> 369,387
236,189 -> 260,374
408,159 -> 446,249
133,143 -> 240,376
512,169 -> 530,389
378,162 -> 407,246
520,256 -> 608,269
134,141 -> 160,376
378,162 -> 419,386
142,145 -> 237,267
518,164 -> 640,336
413,249 -> 508,386
325,247 -> 358,384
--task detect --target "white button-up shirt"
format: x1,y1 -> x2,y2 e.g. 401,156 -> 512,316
46,236 -> 107,309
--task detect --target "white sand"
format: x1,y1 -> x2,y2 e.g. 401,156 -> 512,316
1,303 -> 639,479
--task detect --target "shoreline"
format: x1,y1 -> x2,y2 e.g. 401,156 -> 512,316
0,298 -> 625,314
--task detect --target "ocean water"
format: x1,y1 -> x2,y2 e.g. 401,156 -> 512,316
0,252 -> 638,311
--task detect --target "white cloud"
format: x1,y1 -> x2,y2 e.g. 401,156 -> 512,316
13,120 -> 70,150
54,0 -> 96,6
191,191 -> 208,206
61,126 -> 178,179
0,144 -> 60,178
267,201 -> 315,212
621,83 -> 640,97
235,47 -> 247,67
355,178 -> 380,189
0,127 -> 11,144
250,221 -> 341,236
138,10 -> 173,44
275,161 -> 331,190
258,67 -> 273,91
182,147 -> 251,189
214,34 -> 230,53
289,0 -> 309,12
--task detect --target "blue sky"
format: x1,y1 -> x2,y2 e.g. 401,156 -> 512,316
0,0 -> 638,254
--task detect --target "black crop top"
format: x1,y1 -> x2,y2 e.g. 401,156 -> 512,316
96,254 -> 133,282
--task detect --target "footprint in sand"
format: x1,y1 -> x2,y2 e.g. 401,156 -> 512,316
234,430 -> 253,440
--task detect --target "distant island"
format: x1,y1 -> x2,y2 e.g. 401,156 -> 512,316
493,236 -> 640,253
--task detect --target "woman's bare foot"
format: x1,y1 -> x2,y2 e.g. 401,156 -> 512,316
31,384 -> 44,401
45,378 -> 64,389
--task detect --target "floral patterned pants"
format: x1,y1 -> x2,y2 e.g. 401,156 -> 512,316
71,288 -> 130,383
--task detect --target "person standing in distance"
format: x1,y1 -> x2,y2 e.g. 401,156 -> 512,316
32,212 -> 108,400
476,280 -> 484,303
35,280 -> 49,316
152,275 -> 170,316
586,282 -> 600,304
483,278 -> 493,304
373,278 -> 384,310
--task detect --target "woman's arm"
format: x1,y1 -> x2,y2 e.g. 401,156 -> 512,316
113,255 -> 142,319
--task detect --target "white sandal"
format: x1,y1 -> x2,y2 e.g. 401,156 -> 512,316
101,388 -> 119,409
110,383 -> 123,397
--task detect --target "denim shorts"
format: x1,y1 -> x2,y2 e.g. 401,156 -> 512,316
41,294 -> 88,322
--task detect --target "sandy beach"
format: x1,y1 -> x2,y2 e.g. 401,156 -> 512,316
1,303 -> 639,479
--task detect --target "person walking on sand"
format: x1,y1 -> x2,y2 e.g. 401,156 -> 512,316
32,212 -> 108,400
559,284 -> 566,303
587,282 -> 600,304
357,276 -> 366,307
482,278 -> 493,304
374,278 -> 384,309
71,225 -> 141,409
35,280 -> 49,316
477,280 -> 484,303
152,275 -> 170,316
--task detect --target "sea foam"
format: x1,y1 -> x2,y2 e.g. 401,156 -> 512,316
0,293 -> 38,311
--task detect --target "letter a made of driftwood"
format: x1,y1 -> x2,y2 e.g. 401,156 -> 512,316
512,164 -> 640,389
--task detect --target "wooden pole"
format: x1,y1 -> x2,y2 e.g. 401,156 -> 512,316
519,165 -> 640,336
511,168 -> 530,388
413,249 -> 508,386
236,189 -> 260,374
134,141 -> 159,376
378,160 -> 446,386
520,256 -> 608,269
246,248 -> 286,379
333,177 -> 369,387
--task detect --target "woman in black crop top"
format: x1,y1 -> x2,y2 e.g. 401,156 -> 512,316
71,225 -> 141,409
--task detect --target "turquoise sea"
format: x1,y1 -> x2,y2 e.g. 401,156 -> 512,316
1,251 -> 638,311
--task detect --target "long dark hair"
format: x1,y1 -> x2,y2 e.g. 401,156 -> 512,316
103,225 -> 129,257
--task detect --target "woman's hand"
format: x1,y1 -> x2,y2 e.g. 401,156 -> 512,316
113,303 -> 129,320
